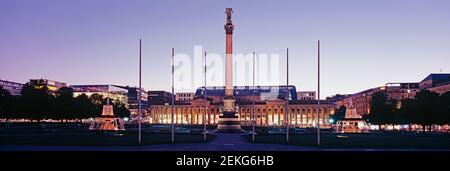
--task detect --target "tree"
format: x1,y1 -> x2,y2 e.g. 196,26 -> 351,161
89,93 -> 104,117
55,87 -> 75,122
112,99 -> 131,118
19,79 -> 54,122
414,90 -> 440,132
0,86 -> 13,120
331,105 -> 346,122
74,93 -> 96,120
439,91 -> 450,125
386,99 -> 400,126
399,98 -> 417,131
367,92 -> 390,126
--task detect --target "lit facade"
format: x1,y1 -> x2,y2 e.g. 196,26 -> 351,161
176,92 -> 195,101
420,73 -> 450,94
337,83 -> 420,117
0,79 -> 23,96
194,85 -> 298,103
428,83 -> 450,94
126,87 -> 148,109
70,84 -> 129,106
147,98 -> 333,127
148,91 -> 174,105
30,79 -> 67,92
419,73 -> 450,89
297,91 -> 316,100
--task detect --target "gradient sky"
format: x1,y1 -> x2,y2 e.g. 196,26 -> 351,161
1,0 -> 449,99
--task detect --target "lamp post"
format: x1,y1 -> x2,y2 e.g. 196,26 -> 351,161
252,51 -> 256,142
203,51 -> 207,141
286,48 -> 289,143
138,38 -> 142,144
171,48 -> 175,143
317,40 -> 321,146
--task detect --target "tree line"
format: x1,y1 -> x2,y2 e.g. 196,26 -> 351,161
364,90 -> 450,131
0,79 -> 130,122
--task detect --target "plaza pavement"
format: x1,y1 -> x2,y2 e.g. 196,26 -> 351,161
0,132 -> 447,151
0,132 -> 316,151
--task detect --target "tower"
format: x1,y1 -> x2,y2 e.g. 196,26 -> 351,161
217,8 -> 242,132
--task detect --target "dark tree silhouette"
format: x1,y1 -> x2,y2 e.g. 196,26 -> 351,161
331,105 -> 346,122
414,90 -> 440,131
74,93 -> 96,119
112,99 -> 131,118
367,92 -> 390,126
20,79 -> 54,122
55,87 -> 75,122
0,86 -> 13,121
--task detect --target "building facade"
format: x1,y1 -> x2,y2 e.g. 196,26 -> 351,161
194,85 -> 298,103
147,85 -> 334,127
147,98 -> 334,127
0,79 -> 23,96
127,87 -> 149,111
420,73 -> 450,94
337,82 -> 420,117
297,91 -> 316,100
29,79 -> 67,93
70,84 -> 129,106
428,82 -> 450,94
175,92 -> 195,101
419,73 -> 450,89
326,94 -> 351,106
148,91 -> 174,105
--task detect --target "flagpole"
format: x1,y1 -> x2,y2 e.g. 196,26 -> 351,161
204,51 -> 207,141
171,48 -> 175,143
138,38 -> 142,144
317,40 -> 321,146
252,51 -> 256,142
286,48 -> 289,143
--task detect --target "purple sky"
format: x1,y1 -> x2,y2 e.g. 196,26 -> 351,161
1,0 -> 449,99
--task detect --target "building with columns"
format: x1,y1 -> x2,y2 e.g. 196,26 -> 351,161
146,86 -> 334,128
146,9 -> 334,128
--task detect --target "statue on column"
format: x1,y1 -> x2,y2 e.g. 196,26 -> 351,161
225,8 -> 233,24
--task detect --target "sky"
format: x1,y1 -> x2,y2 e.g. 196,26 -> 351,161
1,0 -> 449,99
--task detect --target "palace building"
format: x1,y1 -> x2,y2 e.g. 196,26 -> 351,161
145,8 -> 334,128
147,86 -> 334,128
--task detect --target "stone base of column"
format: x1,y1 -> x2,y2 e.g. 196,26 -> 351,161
215,111 -> 243,133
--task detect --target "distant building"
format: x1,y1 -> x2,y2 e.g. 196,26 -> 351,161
419,73 -> 450,89
194,85 -> 298,103
126,87 -> 149,110
337,82 -> 420,117
119,87 -> 149,119
148,91 -> 174,104
70,84 -> 129,106
0,79 -> 23,96
30,79 -> 67,92
420,73 -> 450,94
297,91 -> 316,100
148,85 -> 334,127
176,92 -> 195,101
326,94 -> 351,106
428,82 -> 450,94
